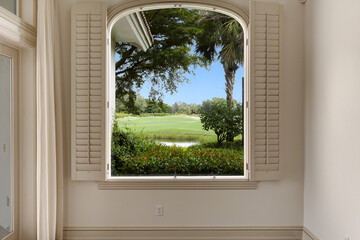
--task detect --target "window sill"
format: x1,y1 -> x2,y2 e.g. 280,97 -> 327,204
98,177 -> 257,190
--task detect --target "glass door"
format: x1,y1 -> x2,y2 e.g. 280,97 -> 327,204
0,0 -> 17,15
0,49 -> 14,240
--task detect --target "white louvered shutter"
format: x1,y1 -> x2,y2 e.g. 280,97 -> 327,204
71,2 -> 107,180
250,1 -> 281,181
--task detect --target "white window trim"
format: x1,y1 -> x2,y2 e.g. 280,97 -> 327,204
101,1 -> 254,190
98,177 -> 257,190
0,4 -> 36,49
0,3 -> 37,238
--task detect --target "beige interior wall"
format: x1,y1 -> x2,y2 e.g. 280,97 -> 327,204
304,0 -> 360,239
59,0 -> 305,227
19,0 -> 36,26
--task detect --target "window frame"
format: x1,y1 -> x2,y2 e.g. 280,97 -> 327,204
0,0 -> 18,16
0,42 -> 19,240
0,2 -> 38,238
103,1 -> 254,190
0,3 -> 36,48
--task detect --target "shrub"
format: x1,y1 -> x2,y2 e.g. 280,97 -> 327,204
190,139 -> 243,151
115,112 -> 132,119
139,112 -> 172,117
117,145 -> 243,176
111,125 -> 155,175
112,125 -> 244,176
199,98 -> 242,143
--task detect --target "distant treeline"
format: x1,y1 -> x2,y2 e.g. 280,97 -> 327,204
116,94 -> 201,115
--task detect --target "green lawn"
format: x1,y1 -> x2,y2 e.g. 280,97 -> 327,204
116,114 -> 217,143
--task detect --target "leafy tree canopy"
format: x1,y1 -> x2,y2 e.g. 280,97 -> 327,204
115,8 -> 212,112
116,94 -> 171,115
195,12 -> 244,107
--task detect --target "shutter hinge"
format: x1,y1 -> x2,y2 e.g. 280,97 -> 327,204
107,101 -> 109,108
246,163 -> 249,170
107,163 -> 109,171
246,101 -> 249,108
106,38 -> 109,45
246,38 -> 249,46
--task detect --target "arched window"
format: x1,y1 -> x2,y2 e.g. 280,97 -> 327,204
71,1 -> 281,187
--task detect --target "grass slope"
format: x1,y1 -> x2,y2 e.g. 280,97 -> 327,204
116,114 -> 217,143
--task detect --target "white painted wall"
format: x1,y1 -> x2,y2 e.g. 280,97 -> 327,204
304,0 -> 360,239
59,0 -> 305,227
0,54 -> 12,233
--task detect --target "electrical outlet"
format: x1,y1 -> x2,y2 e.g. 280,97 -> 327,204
156,205 -> 163,216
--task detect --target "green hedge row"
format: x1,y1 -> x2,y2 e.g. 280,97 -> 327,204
115,112 -> 132,119
111,126 -> 243,176
115,112 -> 195,119
139,112 -> 172,117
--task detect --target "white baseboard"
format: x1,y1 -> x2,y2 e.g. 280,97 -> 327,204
302,227 -> 320,240
63,226 -> 304,240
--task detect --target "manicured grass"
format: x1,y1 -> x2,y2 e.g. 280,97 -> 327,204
116,114 -> 217,143
112,117 -> 244,176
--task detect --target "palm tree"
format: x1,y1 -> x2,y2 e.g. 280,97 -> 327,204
196,13 -> 244,108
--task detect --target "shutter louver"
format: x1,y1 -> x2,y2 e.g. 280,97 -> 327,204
71,2 -> 107,180
251,1 -> 281,181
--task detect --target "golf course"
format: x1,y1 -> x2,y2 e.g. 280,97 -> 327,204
112,113 -> 244,176
116,114 -> 218,143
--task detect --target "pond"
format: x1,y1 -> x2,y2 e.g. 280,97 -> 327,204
156,139 -> 200,148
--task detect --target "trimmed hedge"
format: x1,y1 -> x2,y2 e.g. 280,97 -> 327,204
111,127 -> 243,176
115,112 -> 132,119
139,112 -> 172,117
189,139 -> 243,151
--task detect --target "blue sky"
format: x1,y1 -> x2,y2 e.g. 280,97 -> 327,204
139,60 -> 244,105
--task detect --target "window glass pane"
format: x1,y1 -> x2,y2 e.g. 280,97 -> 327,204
0,0 -> 16,15
0,54 -> 13,239
110,8 -> 244,177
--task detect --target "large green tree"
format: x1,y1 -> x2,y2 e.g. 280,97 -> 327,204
196,12 -> 244,108
115,8 -> 211,113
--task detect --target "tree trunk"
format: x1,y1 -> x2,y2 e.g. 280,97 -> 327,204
221,59 -> 239,108
221,59 -> 239,142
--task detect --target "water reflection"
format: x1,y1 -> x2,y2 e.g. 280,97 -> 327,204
156,140 -> 200,148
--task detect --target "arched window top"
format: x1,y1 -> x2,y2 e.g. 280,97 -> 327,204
107,0 -> 249,34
